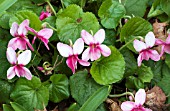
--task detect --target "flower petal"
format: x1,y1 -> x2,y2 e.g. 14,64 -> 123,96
133,39 -> 146,52
22,67 -> 32,80
39,11 -> 51,21
8,38 -> 19,50
82,47 -> 90,61
10,22 -> 19,37
121,101 -> 135,111
148,49 -> 160,61
18,50 -> 31,65
6,47 -> 17,64
135,89 -> 146,106
18,19 -> 29,36
37,28 -> 53,40
164,45 -> 170,54
155,39 -> 165,45
66,56 -> 77,73
145,32 -> 155,48
166,34 -> 170,44
81,30 -> 94,45
94,29 -> 105,44
24,38 -> 34,51
78,59 -> 90,66
26,26 -> 37,35
90,48 -> 101,61
57,43 -> 73,57
7,67 -> 16,79
8,37 -> 28,50
98,44 -> 111,57
137,53 -> 143,67
73,38 -> 84,55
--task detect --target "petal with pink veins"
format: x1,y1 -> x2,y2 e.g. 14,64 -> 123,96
24,38 -> 34,51
18,19 -> 29,36
8,38 -> 19,50
145,32 -> 155,48
73,38 -> 84,55
78,59 -> 90,66
148,49 -> 160,61
133,39 -> 146,52
7,67 -> 16,79
98,44 -> 111,57
166,34 -> 170,44
164,45 -> 170,54
10,22 -> 19,37
37,28 -> 53,40
137,53 -> 143,66
81,30 -> 94,45
82,47 -> 90,61
66,56 -> 77,73
155,39 -> 165,45
6,47 -> 17,64
135,89 -> 146,106
57,43 -> 73,57
94,29 -> 105,44
26,26 -> 37,35
90,48 -> 101,61
22,67 -> 32,80
121,101 -> 135,111
18,50 -> 31,65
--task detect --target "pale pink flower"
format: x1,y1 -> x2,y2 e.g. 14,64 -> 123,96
39,11 -> 51,21
26,27 -> 53,50
6,47 -> 32,80
121,89 -> 152,111
133,32 -> 160,66
81,29 -> 111,61
155,34 -> 170,56
57,38 -> 90,73
8,19 -> 34,51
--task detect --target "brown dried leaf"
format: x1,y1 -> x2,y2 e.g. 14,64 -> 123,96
106,98 -> 122,111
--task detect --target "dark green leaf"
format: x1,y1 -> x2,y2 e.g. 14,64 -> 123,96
90,46 -> 125,85
10,76 -> 49,111
0,0 -> 17,15
3,104 -> 14,111
0,12 -> 13,29
98,0 -> 126,29
10,102 -> 28,111
160,0 -> 170,17
70,70 -> 102,105
48,74 -> 70,103
103,29 -> 116,46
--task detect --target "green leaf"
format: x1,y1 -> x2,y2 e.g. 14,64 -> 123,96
56,4 -> 99,43
98,0 -> 125,29
0,12 -> 13,29
10,76 -> 49,111
0,79 -> 13,103
137,64 -> 153,83
125,0 -> 149,17
10,102 -> 28,111
120,17 -> 152,42
9,10 -> 42,30
90,46 -> 125,85
0,0 -> 17,15
160,0 -> 170,17
79,85 -> 111,111
3,104 -> 14,111
31,0 -> 45,4
48,74 -> 70,103
62,0 -> 85,7
103,29 -> 116,46
126,76 -> 144,89
70,70 -> 102,105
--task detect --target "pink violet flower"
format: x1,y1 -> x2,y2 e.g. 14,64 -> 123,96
133,32 -> 160,66
6,47 -> 32,80
26,27 -> 53,50
39,11 -> 51,21
8,19 -> 34,51
121,89 -> 152,111
57,38 -> 90,73
155,34 -> 170,56
81,29 -> 111,61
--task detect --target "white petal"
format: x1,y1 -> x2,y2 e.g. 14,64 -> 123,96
10,22 -> 19,37
98,45 -> 111,57
57,43 -> 73,57
94,29 -> 105,44
81,30 -> 94,45
82,47 -> 90,61
135,89 -> 146,106
18,19 -> 29,36
73,38 -> 84,55
22,67 -> 32,80
18,50 -> 31,65
37,28 -> 53,40
6,47 -> 17,64
7,67 -> 16,79
145,32 -> 155,48
133,39 -> 146,52
121,101 -> 135,111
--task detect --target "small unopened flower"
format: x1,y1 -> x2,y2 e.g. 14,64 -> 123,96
8,19 -> 34,51
26,27 -> 53,50
6,47 -> 32,80
155,34 -> 170,56
133,32 -> 160,66
57,38 -> 90,73
81,29 -> 111,61
121,89 -> 152,111
39,11 -> 51,21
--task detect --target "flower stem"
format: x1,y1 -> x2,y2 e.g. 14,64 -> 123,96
109,92 -> 134,99
60,0 -> 65,9
46,0 -> 57,16
32,42 -> 41,63
46,22 -> 57,32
